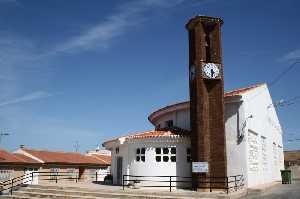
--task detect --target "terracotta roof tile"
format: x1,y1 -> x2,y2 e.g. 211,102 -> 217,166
13,154 -> 39,164
21,148 -> 107,165
284,150 -> 300,162
89,154 -> 111,165
224,83 -> 265,97
103,128 -> 189,145
0,149 -> 38,164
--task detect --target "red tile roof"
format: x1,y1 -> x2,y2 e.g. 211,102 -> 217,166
20,148 -> 109,166
224,83 -> 265,97
148,83 -> 265,123
284,150 -> 300,162
0,149 -> 38,165
103,128 -> 189,145
13,154 -> 39,164
89,154 -> 111,166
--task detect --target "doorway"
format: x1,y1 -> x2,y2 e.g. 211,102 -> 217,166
116,157 -> 123,185
23,168 -> 39,184
78,167 -> 85,180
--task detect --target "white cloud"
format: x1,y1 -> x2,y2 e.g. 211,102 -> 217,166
55,0 -> 186,53
0,0 -> 17,3
281,48 -> 300,62
0,91 -> 53,107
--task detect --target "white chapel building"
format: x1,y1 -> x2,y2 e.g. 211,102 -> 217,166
103,83 -> 284,188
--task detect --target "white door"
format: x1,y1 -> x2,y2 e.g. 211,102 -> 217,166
23,168 -> 39,184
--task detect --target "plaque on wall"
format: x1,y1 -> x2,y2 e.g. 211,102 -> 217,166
192,162 -> 209,173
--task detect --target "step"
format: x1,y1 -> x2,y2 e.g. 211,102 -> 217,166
0,195 -> 42,199
23,185 -> 218,198
13,191 -> 122,199
13,190 -> 205,199
11,184 -> 222,199
1,195 -> 121,199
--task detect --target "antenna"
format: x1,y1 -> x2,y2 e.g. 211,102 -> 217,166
73,141 -> 80,152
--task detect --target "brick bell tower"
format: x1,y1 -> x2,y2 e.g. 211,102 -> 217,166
186,16 -> 227,189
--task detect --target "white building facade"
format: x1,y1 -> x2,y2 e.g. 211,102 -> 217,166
103,83 -> 284,189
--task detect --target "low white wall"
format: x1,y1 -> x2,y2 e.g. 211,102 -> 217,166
112,137 -> 191,188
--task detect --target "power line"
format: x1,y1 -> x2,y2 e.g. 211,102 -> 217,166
269,59 -> 300,87
269,95 -> 300,109
245,59 -> 300,104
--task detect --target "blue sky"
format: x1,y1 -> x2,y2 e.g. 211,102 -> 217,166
0,0 -> 299,153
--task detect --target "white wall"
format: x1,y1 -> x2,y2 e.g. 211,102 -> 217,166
109,137 -> 191,187
152,109 -> 190,130
242,84 -> 284,187
225,101 -> 248,187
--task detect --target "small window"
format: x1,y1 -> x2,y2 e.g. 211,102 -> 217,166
163,156 -> 169,162
165,120 -> 173,128
156,148 -> 161,154
116,147 -> 119,154
163,148 -> 169,154
156,156 -> 161,162
171,156 -> 176,162
171,147 -> 176,154
156,147 -> 176,163
136,147 -> 145,162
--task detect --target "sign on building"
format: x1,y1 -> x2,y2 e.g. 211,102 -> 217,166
192,162 -> 209,173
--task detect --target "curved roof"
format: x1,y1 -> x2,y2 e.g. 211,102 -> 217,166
148,83 -> 265,123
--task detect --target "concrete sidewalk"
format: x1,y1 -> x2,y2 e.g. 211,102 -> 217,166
37,181 -> 247,198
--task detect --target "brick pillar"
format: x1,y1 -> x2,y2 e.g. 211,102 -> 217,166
186,16 -> 227,190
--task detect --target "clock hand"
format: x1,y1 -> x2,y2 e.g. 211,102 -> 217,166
211,68 -> 215,78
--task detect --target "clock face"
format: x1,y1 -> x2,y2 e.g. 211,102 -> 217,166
202,63 -> 220,79
190,65 -> 196,80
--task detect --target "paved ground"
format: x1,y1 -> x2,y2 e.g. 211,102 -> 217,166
241,180 -> 300,199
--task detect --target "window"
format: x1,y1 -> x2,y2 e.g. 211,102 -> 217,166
115,147 -> 119,154
156,147 -> 176,162
156,148 -> 161,154
163,156 -> 169,162
165,120 -> 173,128
156,156 -> 161,162
163,148 -> 169,154
156,124 -> 161,130
187,148 -> 191,162
136,147 -> 145,162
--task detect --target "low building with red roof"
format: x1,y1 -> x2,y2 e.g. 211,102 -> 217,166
12,147 -> 111,184
284,150 -> 300,180
103,83 -> 284,188
0,149 -> 39,182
